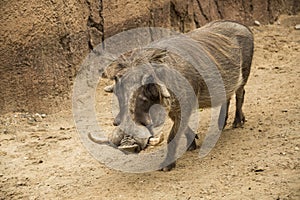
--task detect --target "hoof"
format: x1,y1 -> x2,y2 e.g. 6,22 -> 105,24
160,162 -> 176,172
218,121 -> 227,130
233,113 -> 245,128
187,139 -> 197,151
232,118 -> 245,128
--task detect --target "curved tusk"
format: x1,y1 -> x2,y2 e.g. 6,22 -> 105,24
149,137 -> 162,146
118,144 -> 140,153
158,83 -> 170,98
104,84 -> 114,93
88,133 -> 109,144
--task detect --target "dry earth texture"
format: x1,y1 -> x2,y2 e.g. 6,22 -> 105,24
0,15 -> 300,199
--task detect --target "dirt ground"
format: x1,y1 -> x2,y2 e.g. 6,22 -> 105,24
1,15 -> 299,199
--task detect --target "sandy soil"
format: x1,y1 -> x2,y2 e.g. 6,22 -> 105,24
1,15 -> 299,199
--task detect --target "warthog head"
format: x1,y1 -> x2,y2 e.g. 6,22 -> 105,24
97,49 -> 171,152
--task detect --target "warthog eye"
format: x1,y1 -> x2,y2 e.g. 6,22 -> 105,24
117,63 -> 125,68
113,76 -> 118,82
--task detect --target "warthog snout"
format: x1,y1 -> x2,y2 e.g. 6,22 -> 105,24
88,120 -> 157,153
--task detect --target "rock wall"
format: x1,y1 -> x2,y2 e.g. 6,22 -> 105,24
0,0 -> 299,114
170,0 -> 300,32
0,0 -> 92,113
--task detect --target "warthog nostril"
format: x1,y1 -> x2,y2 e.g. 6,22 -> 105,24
113,119 -> 120,126
113,114 -> 121,126
118,135 -> 141,153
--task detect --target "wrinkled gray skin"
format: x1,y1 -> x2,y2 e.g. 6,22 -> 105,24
99,20 -> 254,170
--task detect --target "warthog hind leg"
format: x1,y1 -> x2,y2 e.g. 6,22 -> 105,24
185,127 -> 198,151
218,100 -> 230,130
233,87 -> 246,128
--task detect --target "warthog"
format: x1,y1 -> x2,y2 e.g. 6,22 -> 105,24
91,20 -> 254,171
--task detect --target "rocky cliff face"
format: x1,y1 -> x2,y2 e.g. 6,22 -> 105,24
0,0 -> 299,114
170,0 -> 299,32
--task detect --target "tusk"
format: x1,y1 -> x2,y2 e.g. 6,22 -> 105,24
149,137 -> 162,146
88,133 -> 109,144
158,83 -> 170,98
104,84 -> 114,93
118,144 -> 140,153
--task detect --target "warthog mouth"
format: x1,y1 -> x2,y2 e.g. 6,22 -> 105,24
118,135 -> 163,153
118,135 -> 141,153
88,132 -> 162,154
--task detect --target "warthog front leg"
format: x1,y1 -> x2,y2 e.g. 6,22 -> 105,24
233,87 -> 246,128
113,113 -> 121,126
160,120 -> 197,171
160,123 -> 177,171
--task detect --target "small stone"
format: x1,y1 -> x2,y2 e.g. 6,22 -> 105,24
295,24 -> 300,30
254,20 -> 261,26
258,66 -> 266,70
295,147 -> 299,151
16,182 -> 27,187
33,113 -> 43,121
254,168 -> 264,173
27,117 -> 36,125
41,114 -> 47,118
252,166 -> 265,173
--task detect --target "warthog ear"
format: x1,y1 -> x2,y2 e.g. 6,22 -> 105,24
141,74 -> 170,99
149,49 -> 168,64
103,61 -> 127,80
